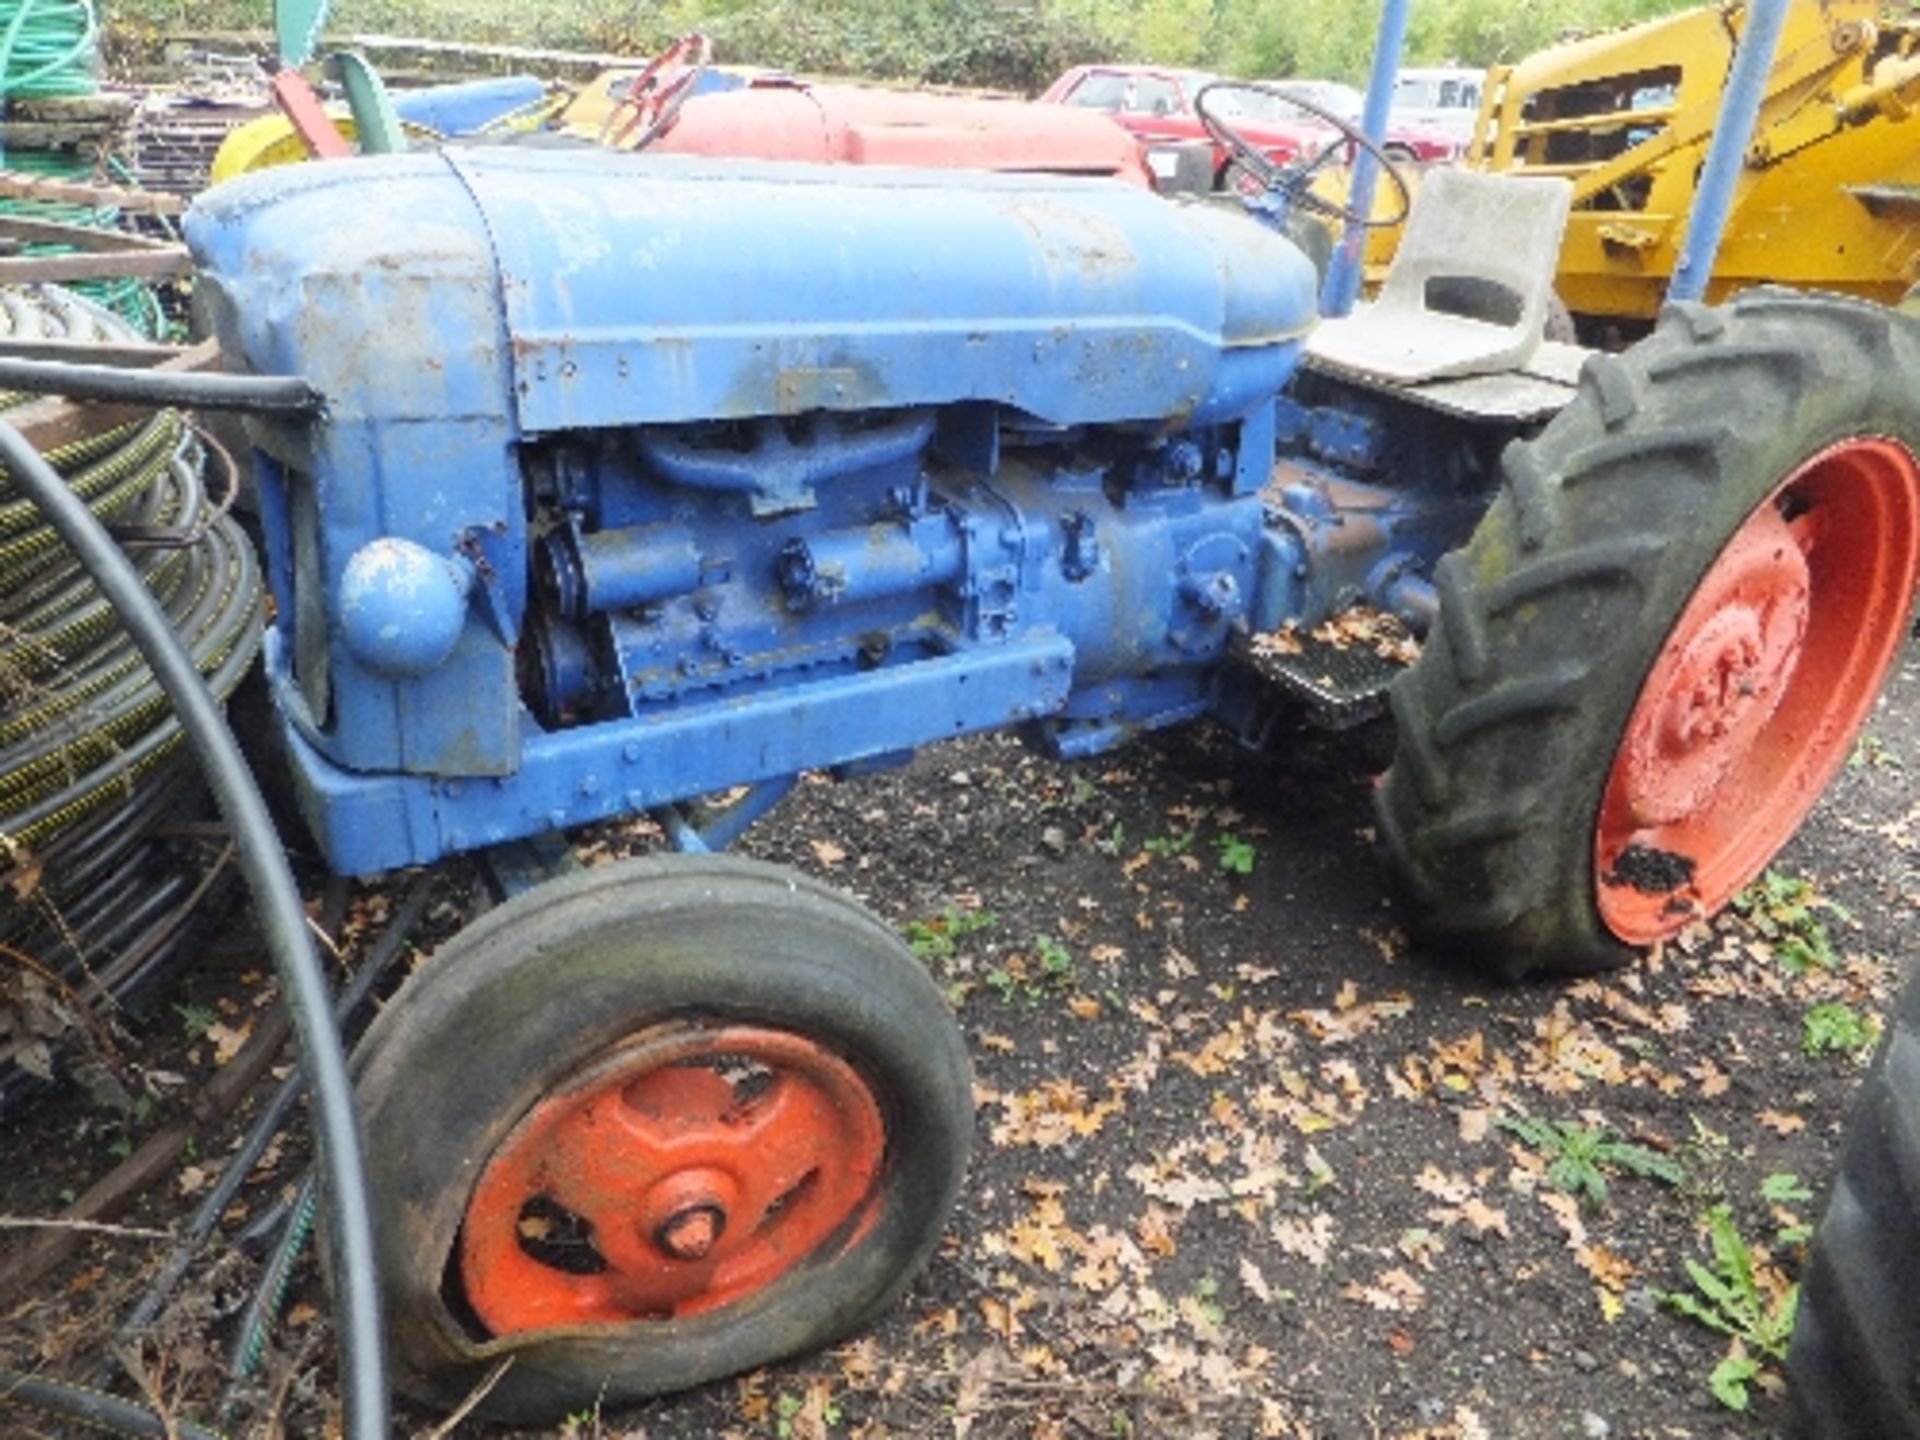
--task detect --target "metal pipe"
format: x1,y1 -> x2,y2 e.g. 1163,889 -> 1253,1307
1322,0 -> 1414,317
0,417 -> 388,1440
1668,0 -> 1793,302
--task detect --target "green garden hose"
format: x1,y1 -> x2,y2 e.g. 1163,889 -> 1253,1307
0,0 -> 161,335
0,0 -> 97,101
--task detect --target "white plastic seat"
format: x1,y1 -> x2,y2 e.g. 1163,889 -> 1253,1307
1308,168 -> 1574,384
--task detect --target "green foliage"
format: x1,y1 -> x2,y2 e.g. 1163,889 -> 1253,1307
1143,825 -> 1197,857
903,905 -> 997,962
1499,1112 -> 1683,1210
983,935 -> 1074,1003
173,1001 -> 216,1041
1657,1205 -> 1797,1411
1760,1172 -> 1813,1246
1802,1001 -> 1879,1058
1190,1274 -> 1225,1323
1732,869 -> 1850,974
1848,733 -> 1903,770
1214,832 -> 1257,875
774,1388 -> 841,1436
1033,932 -> 1074,983
107,0 -> 1705,92
1759,1171 -> 1812,1206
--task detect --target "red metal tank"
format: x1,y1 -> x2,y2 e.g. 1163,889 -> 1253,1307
649,79 -> 1154,186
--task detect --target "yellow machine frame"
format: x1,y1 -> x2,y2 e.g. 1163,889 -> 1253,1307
1471,0 -> 1920,321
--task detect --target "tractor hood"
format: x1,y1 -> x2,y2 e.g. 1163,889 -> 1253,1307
186,145 -> 1318,433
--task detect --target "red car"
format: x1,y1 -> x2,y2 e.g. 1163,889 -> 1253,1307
1265,78 -> 1465,163
1039,64 -> 1345,184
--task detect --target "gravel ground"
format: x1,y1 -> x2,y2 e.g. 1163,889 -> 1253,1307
2,633 -> 1915,1440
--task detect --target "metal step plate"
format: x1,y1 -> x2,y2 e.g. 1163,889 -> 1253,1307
1234,609 -> 1419,728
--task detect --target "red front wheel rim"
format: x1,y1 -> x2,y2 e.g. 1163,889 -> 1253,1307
459,1023 -> 887,1334
1595,436 -> 1920,943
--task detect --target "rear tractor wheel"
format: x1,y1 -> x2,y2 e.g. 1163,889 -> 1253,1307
1789,960 -> 1920,1437
353,854 -> 973,1423
1377,289 -> 1920,978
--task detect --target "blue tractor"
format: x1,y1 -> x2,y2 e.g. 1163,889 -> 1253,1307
175,58 -> 1920,1427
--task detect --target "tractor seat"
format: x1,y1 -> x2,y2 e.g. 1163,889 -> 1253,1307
1308,168 -> 1573,384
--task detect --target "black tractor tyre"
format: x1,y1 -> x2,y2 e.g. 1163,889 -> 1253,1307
351,853 -> 974,1424
1375,289 -> 1920,980
1789,968 -> 1920,1437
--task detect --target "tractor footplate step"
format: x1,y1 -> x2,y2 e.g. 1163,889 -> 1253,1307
1234,617 -> 1416,728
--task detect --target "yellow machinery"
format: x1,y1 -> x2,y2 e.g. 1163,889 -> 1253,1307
1469,0 -> 1920,325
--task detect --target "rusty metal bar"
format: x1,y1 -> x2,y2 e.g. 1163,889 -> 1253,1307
0,213 -> 185,253
0,249 -> 192,283
0,173 -> 184,215
0,338 -> 195,367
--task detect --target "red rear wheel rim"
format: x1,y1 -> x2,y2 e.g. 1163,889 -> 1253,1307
1595,437 -> 1920,943
459,1023 -> 887,1334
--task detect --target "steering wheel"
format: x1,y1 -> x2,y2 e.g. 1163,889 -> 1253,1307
600,32 -> 712,150
1194,81 -> 1411,230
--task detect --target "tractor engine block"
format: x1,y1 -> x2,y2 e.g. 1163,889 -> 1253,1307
184,146 -> 1402,874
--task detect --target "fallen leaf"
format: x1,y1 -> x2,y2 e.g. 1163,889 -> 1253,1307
6,853 -> 43,900
1341,1267 -> 1426,1312
978,1295 -> 1021,1342
1414,1166 -> 1472,1204
1689,1056 -> 1732,1097
1271,1212 -> 1335,1266
205,1019 -> 251,1066
1137,1205 -> 1179,1257
1578,1243 -> 1634,1291
1240,1256 -> 1273,1303
1459,1197 -> 1510,1239
1539,1190 -> 1588,1250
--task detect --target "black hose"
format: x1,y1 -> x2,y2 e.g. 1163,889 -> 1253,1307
0,356 -> 320,414
0,416 -> 389,1440
0,1368 -> 228,1440
115,867 -> 441,1347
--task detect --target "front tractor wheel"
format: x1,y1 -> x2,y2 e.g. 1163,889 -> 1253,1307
353,855 -> 973,1424
1378,290 -> 1920,979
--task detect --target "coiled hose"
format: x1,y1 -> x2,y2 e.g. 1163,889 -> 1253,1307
0,0 -> 96,100
0,0 -> 160,335
0,285 -> 261,1109
0,344 -> 387,1436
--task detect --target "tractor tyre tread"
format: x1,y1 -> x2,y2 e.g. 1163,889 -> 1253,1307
1375,290 -> 1920,979
1790,972 -> 1920,1437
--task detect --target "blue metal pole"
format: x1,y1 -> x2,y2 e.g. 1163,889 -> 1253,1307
1322,0 -> 1413,317
1668,0 -> 1792,302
